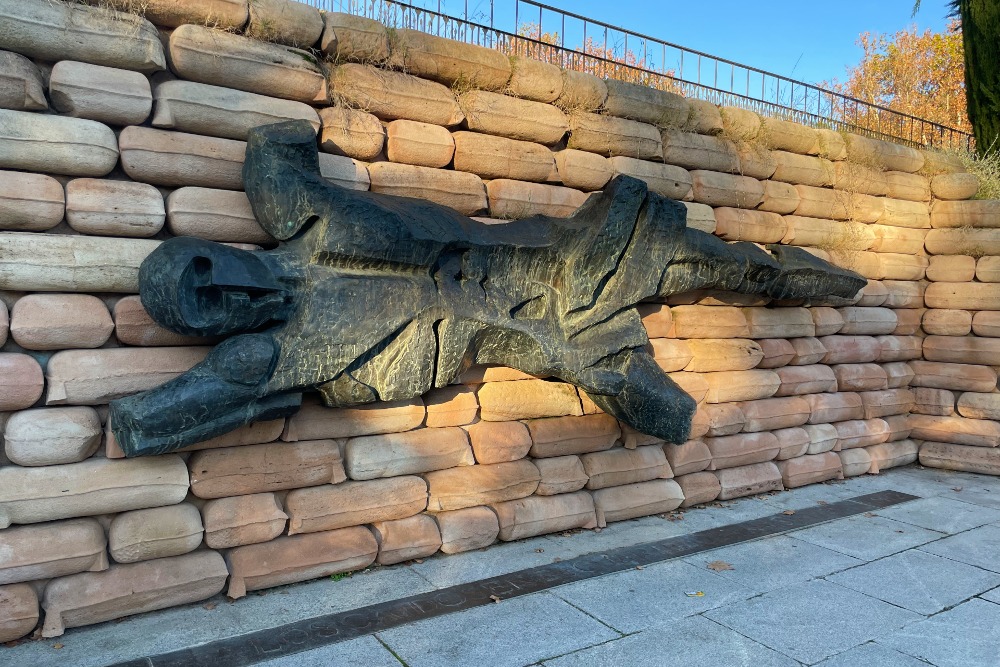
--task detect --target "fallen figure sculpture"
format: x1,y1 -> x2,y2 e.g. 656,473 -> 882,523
109,120 -> 866,457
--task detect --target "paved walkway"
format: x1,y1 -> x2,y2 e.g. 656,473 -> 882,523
9,465 -> 1000,667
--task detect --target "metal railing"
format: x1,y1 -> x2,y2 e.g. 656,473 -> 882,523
312,0 -> 973,151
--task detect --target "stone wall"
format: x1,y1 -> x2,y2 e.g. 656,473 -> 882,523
0,0 -> 991,642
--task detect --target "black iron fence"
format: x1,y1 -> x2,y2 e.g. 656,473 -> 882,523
310,0 -> 973,151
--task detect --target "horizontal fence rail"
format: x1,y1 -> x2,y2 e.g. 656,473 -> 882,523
313,0 -> 973,151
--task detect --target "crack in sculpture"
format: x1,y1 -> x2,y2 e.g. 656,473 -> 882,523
109,120 -> 866,457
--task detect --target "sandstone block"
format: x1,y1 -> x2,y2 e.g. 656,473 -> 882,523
690,170 -> 764,208
919,441 -> 1000,476
467,420 -> 531,464
553,149 -> 612,191
703,370 -> 780,403
425,460 -> 539,512
119,126 -> 245,189
0,232 -> 159,293
664,440 -> 713,476
369,162 -> 486,215
926,281 -> 1000,310
608,156 -> 692,199
282,396 -> 424,441
345,427 -> 473,480
320,12 -> 390,63
770,151 -> 834,187
203,492 -> 287,549
42,551 -> 227,637
810,307 -> 844,336
4,407 -> 101,466
869,225 -> 926,255
0,353 -> 43,411
109,503 -> 202,564
683,339 -> 762,373
555,70 -> 607,111
789,336 -> 826,365
835,418 -> 890,449
170,25 -> 327,104
912,387 -> 956,416
492,492 -> 597,540
384,120 -> 453,168
154,79 -> 320,142
705,432 -> 780,470
855,281 -> 888,307
860,388 -> 915,419
0,518 -> 107,585
878,198 -> 930,229
804,392 -> 864,424
676,471 -> 722,508
930,199 -> 1000,229
684,99 -> 725,135
804,423 -> 839,455
720,106 -> 761,142
931,173 -> 978,200
526,413 -> 620,458
453,131 -> 554,182
568,112 -> 661,160
417,386 -> 475,428
839,448 -> 873,477
773,426 -> 811,459
682,202 -> 717,233
534,455 -> 589,495
11,293 -> 113,350
638,303 -> 672,338
393,29 -> 510,90
735,144 -> 777,179
0,584 -> 37,643
581,445 -> 671,489
909,360 -> 998,393
818,335 -> 880,364
286,476 -> 427,533
651,338 -> 694,372
225,527 -> 375,599
714,208 -> 785,244
919,150 -> 966,175
743,307 -> 815,338
924,335 -> 1000,366
782,216 -> 874,251
46,346 -> 208,405
371,514 -> 441,564
978,256 -> 1000,283
507,57 -> 562,103
479,379 -> 582,422
926,255 -> 975,282
459,90 -> 568,145
880,255 -> 928,282
883,362 -> 915,389
0,456 -> 188,528
867,439 -> 919,473
670,372 -> 710,403
50,61 -> 151,126
65,178 -> 164,238
891,309 -> 923,336
0,0 -> 165,72
756,338 -> 796,368
778,452 -> 842,488
330,64 -> 463,126
247,0 -> 323,48
662,130 -> 739,173
714,462 -> 782,500
0,50 -> 46,111
0,170 -> 63,232
876,335 -> 922,363
885,171 -> 930,201
603,78 -> 688,126
99,0 -> 248,29
774,364 -> 838,396
760,117 -> 818,155
433,506 -> 499,553
739,397 -> 810,432
0,109 -> 118,177
974,311 -> 1000,337
670,305 -> 749,338
112,295 -> 215,347
702,403 -> 745,436
592,479 -> 684,526
317,107 -> 385,161
909,414 -> 1000,448
487,179 -> 589,219
957,393 -> 1000,421
190,439 -> 345,499
166,187 -> 271,244
758,180 -> 800,214
833,363 -> 889,392
845,133 -> 924,173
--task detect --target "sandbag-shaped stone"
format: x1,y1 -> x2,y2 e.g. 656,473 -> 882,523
465,421 -> 531,465
602,78 -> 688,126
781,216 -> 874,250
0,232 -> 159,293
909,414 -> 1000,448
760,117 -> 818,154
891,309 -> 923,336
818,335 -> 880,364
930,199 -> 1000,229
345,427 -> 474,480
770,151 -> 833,187
567,112 -> 661,160
246,0 -> 322,48
434,506 -> 499,553
664,440 -> 712,476
453,131 -> 554,182
422,385 -> 477,428
683,339 -> 762,373
876,335 -> 922,363
879,198 -> 930,229
739,397 -> 810,432
479,379 -> 582,422
974,311 -> 1000,337
320,12 -> 390,63
883,362 -> 915,389
833,363 -> 888,392
885,171 -> 930,201
804,423 -> 839,455
651,338 -> 694,372
97,0 -> 248,29
756,338 -> 795,369
0,583 -> 37,643
526,413 -> 620,458
880,254 -> 928,281
670,305 -> 749,338
321,151 -> 371,190
790,337 -> 827,367
703,370 -> 780,403
119,126 -> 244,189
836,307 -> 897,336
534,455 -> 589,495
0,109 -> 118,177
554,149 -> 613,191
804,392 -> 864,424
662,130 -> 739,173
153,79 -> 320,142
0,49 -> 46,111
286,476 -> 427,533
0,170 -> 63,232
957,393 -> 1000,421
109,503 -> 202,564
913,387 -> 955,416
909,360 -> 998,393
318,106 -> 385,161
0,456 -> 188,529
4,407 -> 101,466
778,452 -> 842,488
392,28 -> 510,90
868,225 -> 926,255
11,293 -> 113,350
977,256 -> 1000,283
225,527 -> 375,599
676,471 -> 722,508
203,492 -> 287,549
459,90 -> 568,145
330,64 -> 463,126
919,441 -> 1000,476
714,462 -> 782,500
690,170 -> 764,208
581,445 -> 671,489
831,160 -> 888,196
835,418 -> 890,449
775,427 -> 811,460
867,439 -> 919,473
166,187 -> 270,244
845,133 -> 924,173
926,255 -> 976,282
169,25 -> 327,104
720,106 -> 761,141
190,439 -> 345,499
0,353 -> 43,411
65,178 -> 164,238
705,432 -> 779,470
855,281 -> 888,307
743,307 -> 815,338
860,388 -> 915,419
49,61 -> 151,127
774,364 -> 837,396
556,69 -> 607,111
41,550 -> 228,637
702,403 -> 745,437
371,514 -> 441,564
591,479 -> 684,526
46,346 -> 209,405
838,448 -> 873,477
425,460 -> 539,512
608,156 -> 692,199
638,303 -> 672,338
0,518 -> 107,585
112,295 -> 214,347
926,282 -> 1000,310
714,208 -> 785,244
924,335 -> 1000,366
492,492 -> 597,541
931,172 -> 978,200
506,56 -> 562,103
487,179 -> 589,219
369,162 -> 486,215
759,180 -> 800,214
282,397 -> 425,441
0,0 -> 164,72
807,308 -> 843,336
384,119 -> 453,169
669,372 -> 709,403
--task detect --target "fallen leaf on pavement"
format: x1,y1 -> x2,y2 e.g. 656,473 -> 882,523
782,510 -> 796,515
707,560 -> 734,572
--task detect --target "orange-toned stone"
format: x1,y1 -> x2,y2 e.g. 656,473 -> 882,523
371,514 -> 441,565
0,353 -> 43,411
777,452 -> 842,488
580,445 -> 671,489
479,379 -> 582,422
467,421 -> 532,464
10,294 -> 113,350
664,440 -> 712,476
492,492 -> 597,540
834,418 -> 890,449
533,455 -> 588,495
4,407 -> 101,466
774,364 -> 838,396
424,461 -> 539,511
190,440 -> 345,499
738,397 -> 810,431
282,396 -> 425,441
714,462 -> 782,500
0,583 -> 37,643
344,427 -> 474,480
0,518 -> 107,585
202,492 -> 288,549
705,432 -> 780,470
804,392 -> 865,424
592,479 -> 684,526
433,506 -> 500,554
285,477 -> 428,534
108,504 -> 203,564
755,338 -> 795,369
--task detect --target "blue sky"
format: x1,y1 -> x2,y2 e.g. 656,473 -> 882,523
427,0 -> 955,87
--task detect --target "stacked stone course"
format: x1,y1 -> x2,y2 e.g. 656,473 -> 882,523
0,0 -> 993,642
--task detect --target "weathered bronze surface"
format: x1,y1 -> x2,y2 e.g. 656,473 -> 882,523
109,120 -> 865,457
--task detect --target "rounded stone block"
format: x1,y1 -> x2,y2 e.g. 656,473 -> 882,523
459,90 -> 568,145
677,471 -> 722,508
50,61 -> 151,126
878,198 -> 930,229
392,28 -> 511,90
467,420 -> 532,464
368,162 -> 486,216
0,170 -> 64,232
867,439 -> 919,473
554,149 -> 613,191
592,479 -> 684,526
507,56 -> 562,103
665,440 -> 712,476
11,293 -> 113,350
715,208 -> 785,244
425,461 -> 539,512
714,461 -> 783,500
285,477 -> 428,534
119,126 -> 245,189
330,64 -> 463,126
931,172 -> 978,200
844,133 -> 924,173
774,426 -> 810,461
282,396 -> 425,441
345,427 -> 474,480
0,49 -> 46,111
320,12 -> 390,63
433,506 -> 499,554
100,0 -> 248,29
777,452 -> 842,488
683,339 -> 763,373
909,414 -> 1000,448
247,0 -> 322,48
0,109 -> 118,177
705,432 -> 780,470
909,361 -> 998,393
957,393 -> 1000,421
703,403 -> 745,437
651,338 -> 694,372
770,151 -> 834,187
919,442 -> 1000,476
202,492 -> 288,549
834,363 -> 889,391
670,305 -> 750,339
804,423 -> 839,455
581,445 -> 671,490
760,117 -> 818,155
839,448 -> 873,477
804,392 -> 864,424
318,107 -> 385,161
478,379 -> 582,422
492,492 -> 597,541
567,112 -> 662,161
65,178 -> 164,238
702,370 -> 780,403
556,70 -> 607,111
385,120 -> 453,169
453,131 -> 554,182
112,295 -> 215,347
5,406 -> 101,466
371,514 -> 442,565
109,503 -> 203,564
166,187 -> 272,245
533,455 -> 588,495
774,364 -> 838,396
609,156 -> 692,199
0,583 -> 38,643
0,353 -> 43,411
486,179 -> 588,219
526,413 -> 620,458
690,170 -> 764,209
0,518 -> 107,585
